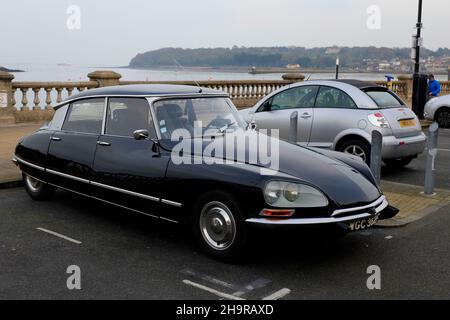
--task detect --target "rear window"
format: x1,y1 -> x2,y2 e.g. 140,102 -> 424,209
365,90 -> 404,108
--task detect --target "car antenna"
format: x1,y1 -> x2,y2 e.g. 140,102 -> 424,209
173,59 -> 203,93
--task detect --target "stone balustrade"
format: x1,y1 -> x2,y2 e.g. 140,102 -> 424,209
11,81 -> 98,110
1,69 -> 450,124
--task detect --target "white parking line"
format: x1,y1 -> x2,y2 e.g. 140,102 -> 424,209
437,148 -> 450,152
182,280 -> 245,300
36,228 -> 82,245
262,288 -> 291,300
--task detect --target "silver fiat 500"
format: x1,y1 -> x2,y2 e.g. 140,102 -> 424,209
240,80 -> 426,168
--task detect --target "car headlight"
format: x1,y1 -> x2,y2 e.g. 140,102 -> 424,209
263,181 -> 329,208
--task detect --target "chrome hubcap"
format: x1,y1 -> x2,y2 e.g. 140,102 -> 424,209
25,175 -> 41,192
200,201 -> 236,251
344,145 -> 367,162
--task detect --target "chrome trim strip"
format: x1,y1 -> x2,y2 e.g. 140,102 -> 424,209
101,97 -> 108,135
46,182 -> 162,221
161,199 -> 182,207
90,181 -> 160,202
159,216 -> 179,224
14,155 -> 45,172
11,157 -> 18,165
54,93 -> 228,110
331,196 -> 386,217
246,212 -> 375,226
46,169 -> 90,184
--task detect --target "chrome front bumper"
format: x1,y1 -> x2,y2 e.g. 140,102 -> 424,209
246,195 -> 389,226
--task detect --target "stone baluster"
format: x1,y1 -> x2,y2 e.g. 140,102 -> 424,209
77,87 -> 85,92
32,88 -> 40,110
11,88 -> 17,109
67,87 -> 74,96
20,88 -> 29,109
45,88 -> 52,109
56,88 -> 63,103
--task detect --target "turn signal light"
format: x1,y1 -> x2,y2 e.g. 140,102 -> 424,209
260,209 -> 295,218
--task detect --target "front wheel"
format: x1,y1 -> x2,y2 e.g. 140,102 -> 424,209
383,156 -> 414,169
436,107 -> 450,128
192,191 -> 248,262
23,173 -> 56,201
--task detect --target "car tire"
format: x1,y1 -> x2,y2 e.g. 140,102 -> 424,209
192,191 -> 248,262
436,107 -> 450,128
338,139 -> 371,165
383,156 -> 414,169
23,173 -> 56,201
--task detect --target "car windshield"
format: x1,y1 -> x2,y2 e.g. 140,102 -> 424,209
152,97 -> 245,139
365,90 -> 404,108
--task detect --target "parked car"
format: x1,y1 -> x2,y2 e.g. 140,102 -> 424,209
13,84 -> 398,261
424,94 -> 450,128
240,80 -> 426,168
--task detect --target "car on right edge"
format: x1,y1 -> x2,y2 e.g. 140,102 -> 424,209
424,94 -> 450,128
240,80 -> 426,168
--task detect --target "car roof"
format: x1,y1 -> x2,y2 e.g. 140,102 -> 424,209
329,79 -> 386,90
65,84 -> 227,101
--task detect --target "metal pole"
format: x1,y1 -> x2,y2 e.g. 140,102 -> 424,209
335,57 -> 339,80
370,130 -> 383,185
424,122 -> 439,195
289,111 -> 298,144
414,0 -> 423,74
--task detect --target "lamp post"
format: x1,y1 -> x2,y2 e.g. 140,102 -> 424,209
412,0 -> 426,119
335,57 -> 340,80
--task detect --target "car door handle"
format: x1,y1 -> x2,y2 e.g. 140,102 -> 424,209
97,141 -> 111,146
300,113 -> 312,119
50,137 -> 61,141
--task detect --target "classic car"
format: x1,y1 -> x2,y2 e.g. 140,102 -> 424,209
12,84 -> 398,261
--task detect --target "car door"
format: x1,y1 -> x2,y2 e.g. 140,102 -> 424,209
252,85 -> 319,145
91,97 -> 171,220
308,86 -> 359,149
46,98 -> 105,193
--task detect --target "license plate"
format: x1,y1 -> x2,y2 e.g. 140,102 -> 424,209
399,119 -> 416,127
346,215 -> 379,232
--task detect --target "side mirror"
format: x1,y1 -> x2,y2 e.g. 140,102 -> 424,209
133,129 -> 149,140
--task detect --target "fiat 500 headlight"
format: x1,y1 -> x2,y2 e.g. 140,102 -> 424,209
263,181 -> 329,208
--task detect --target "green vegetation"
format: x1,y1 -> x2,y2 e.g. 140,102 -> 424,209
129,46 -> 450,69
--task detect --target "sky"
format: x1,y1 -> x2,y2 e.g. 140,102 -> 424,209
1,0 -> 449,66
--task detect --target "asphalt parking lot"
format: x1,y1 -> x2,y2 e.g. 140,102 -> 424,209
1,185 -> 450,300
382,128 -> 450,190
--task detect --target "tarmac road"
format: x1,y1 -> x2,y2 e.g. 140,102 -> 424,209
1,186 -> 450,300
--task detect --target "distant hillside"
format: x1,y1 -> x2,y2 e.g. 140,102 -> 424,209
0,66 -> 24,72
129,46 -> 450,70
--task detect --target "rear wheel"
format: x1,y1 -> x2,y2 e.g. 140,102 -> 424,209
436,107 -> 450,128
338,139 -> 371,165
192,191 -> 248,262
383,156 -> 414,169
23,173 -> 56,201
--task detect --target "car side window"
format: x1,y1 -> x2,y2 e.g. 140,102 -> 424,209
48,104 -> 68,131
106,98 -> 156,138
315,86 -> 357,109
262,86 -> 319,111
62,98 -> 105,134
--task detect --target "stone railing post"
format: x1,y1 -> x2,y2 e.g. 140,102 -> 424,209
0,71 -> 16,125
87,70 -> 122,87
282,73 -> 306,83
398,74 -> 413,105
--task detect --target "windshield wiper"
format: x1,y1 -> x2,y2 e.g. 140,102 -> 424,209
216,122 -> 236,135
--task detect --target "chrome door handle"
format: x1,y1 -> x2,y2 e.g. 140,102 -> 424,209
97,141 -> 111,146
50,137 -> 61,141
300,113 -> 312,119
